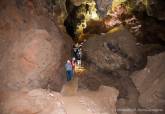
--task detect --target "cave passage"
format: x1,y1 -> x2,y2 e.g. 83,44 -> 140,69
1,0 -> 165,114
63,1 -> 165,114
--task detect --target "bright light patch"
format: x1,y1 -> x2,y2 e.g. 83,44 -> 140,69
90,11 -> 99,20
75,0 -> 99,40
75,65 -> 86,73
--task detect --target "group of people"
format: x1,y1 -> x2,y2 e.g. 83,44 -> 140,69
65,42 -> 84,81
65,59 -> 75,81
72,43 -> 83,67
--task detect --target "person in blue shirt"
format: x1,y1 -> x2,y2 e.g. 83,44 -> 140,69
65,60 -> 73,81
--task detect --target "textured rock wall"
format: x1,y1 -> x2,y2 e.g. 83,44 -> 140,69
83,26 -> 146,73
142,0 -> 165,20
131,53 -> 165,113
0,0 -> 71,91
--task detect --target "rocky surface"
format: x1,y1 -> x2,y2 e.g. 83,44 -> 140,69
79,25 -> 147,114
0,0 -> 71,91
138,0 -> 165,20
140,16 -> 165,45
48,0 -> 68,27
132,0 -> 165,45
0,0 -> 165,114
78,69 -> 141,114
83,25 -> 146,73
70,0 -> 84,6
95,0 -> 113,17
0,85 -> 119,114
1,89 -> 66,114
131,52 -> 165,114
77,85 -> 119,114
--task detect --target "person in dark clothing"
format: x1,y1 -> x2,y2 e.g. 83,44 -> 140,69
76,48 -> 82,67
71,45 -> 77,58
73,43 -> 79,60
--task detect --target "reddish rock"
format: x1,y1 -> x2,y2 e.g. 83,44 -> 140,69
0,0 -> 71,91
2,89 -> 66,114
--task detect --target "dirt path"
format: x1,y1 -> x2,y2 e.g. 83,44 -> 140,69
61,76 -> 79,96
60,75 -> 119,114
63,96 -> 93,114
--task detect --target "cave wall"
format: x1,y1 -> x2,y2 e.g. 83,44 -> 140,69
131,53 -> 165,113
0,0 -> 71,91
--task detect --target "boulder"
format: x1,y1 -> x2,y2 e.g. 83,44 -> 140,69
83,26 -> 146,73
131,52 -> 165,113
1,89 -> 66,114
0,0 -> 71,91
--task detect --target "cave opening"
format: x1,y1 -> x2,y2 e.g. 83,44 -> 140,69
64,0 -> 100,42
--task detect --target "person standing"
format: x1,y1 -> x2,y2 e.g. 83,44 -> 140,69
77,48 -> 82,67
65,60 -> 73,81
71,45 -> 77,59
71,57 -> 76,68
71,57 -> 76,75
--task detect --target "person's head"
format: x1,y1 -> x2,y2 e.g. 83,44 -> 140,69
75,43 -> 79,47
67,60 -> 71,63
72,57 -> 76,61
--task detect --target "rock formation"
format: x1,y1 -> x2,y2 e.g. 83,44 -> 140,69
83,26 -> 146,73
0,0 -> 71,91
131,53 -> 165,114
0,0 -> 165,114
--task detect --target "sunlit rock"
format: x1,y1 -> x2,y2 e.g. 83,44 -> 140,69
111,0 -> 136,13
64,0 -> 99,41
83,26 -> 146,72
